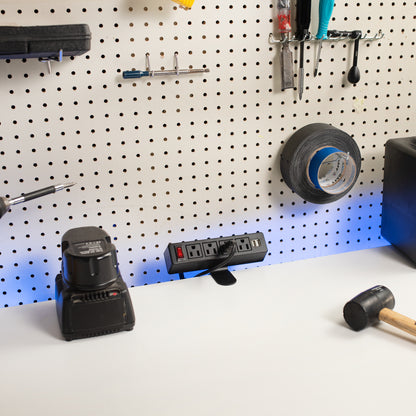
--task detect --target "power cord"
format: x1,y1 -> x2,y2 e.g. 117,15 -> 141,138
194,240 -> 237,277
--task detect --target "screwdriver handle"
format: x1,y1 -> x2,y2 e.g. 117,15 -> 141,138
123,70 -> 151,79
12,185 -> 57,203
295,0 -> 312,40
277,0 -> 292,35
0,197 -> 9,219
316,0 -> 335,39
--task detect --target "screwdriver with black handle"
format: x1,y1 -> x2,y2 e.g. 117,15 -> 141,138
0,182 -> 75,219
295,0 -> 312,100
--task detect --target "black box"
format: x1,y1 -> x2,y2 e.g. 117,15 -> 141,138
0,24 -> 91,60
381,137 -> 416,265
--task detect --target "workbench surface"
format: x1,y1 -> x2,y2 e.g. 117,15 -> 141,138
1,245 -> 415,416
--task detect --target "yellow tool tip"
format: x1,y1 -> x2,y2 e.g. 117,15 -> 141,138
171,0 -> 195,9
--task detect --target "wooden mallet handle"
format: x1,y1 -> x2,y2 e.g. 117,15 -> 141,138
379,308 -> 416,337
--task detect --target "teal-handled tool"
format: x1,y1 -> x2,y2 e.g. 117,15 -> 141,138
313,0 -> 335,77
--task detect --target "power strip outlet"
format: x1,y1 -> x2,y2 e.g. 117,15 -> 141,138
164,232 -> 268,275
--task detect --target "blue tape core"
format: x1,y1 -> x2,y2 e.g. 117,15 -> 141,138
309,147 -> 341,190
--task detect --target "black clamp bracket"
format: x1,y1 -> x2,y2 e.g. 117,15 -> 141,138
210,268 -> 237,286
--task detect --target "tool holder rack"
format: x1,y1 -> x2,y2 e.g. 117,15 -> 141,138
269,30 -> 384,44
123,51 -> 209,79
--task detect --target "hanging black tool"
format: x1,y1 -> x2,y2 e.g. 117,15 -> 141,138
327,29 -> 362,84
0,183 -> 75,219
347,30 -> 362,84
295,0 -> 312,100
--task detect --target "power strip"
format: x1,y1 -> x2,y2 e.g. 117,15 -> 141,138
164,232 -> 268,276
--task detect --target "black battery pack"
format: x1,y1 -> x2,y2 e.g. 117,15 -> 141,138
55,226 -> 135,341
381,137 -> 416,265
0,24 -> 91,60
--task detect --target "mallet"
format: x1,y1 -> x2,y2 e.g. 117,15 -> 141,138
343,285 -> 416,337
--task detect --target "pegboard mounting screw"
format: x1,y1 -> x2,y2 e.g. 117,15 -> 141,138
39,49 -> 63,74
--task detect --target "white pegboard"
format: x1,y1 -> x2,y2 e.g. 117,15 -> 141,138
0,0 -> 414,307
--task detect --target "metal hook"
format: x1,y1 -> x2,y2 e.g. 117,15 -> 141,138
145,53 -> 151,71
174,52 -> 180,76
362,30 -> 384,41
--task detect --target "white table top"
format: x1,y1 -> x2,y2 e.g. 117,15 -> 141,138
1,245 -> 416,416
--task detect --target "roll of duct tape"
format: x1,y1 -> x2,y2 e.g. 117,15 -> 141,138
280,123 -> 361,204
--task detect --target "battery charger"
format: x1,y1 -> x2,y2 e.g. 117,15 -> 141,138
55,226 -> 135,341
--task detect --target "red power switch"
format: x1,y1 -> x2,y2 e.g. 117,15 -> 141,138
176,246 -> 184,259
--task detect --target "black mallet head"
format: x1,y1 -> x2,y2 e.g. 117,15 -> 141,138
343,285 -> 395,331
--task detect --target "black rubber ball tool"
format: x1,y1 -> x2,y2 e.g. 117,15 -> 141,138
343,285 -> 416,337
347,30 -> 362,84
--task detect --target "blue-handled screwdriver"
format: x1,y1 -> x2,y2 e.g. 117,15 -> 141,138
123,68 -> 209,79
313,0 -> 335,77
